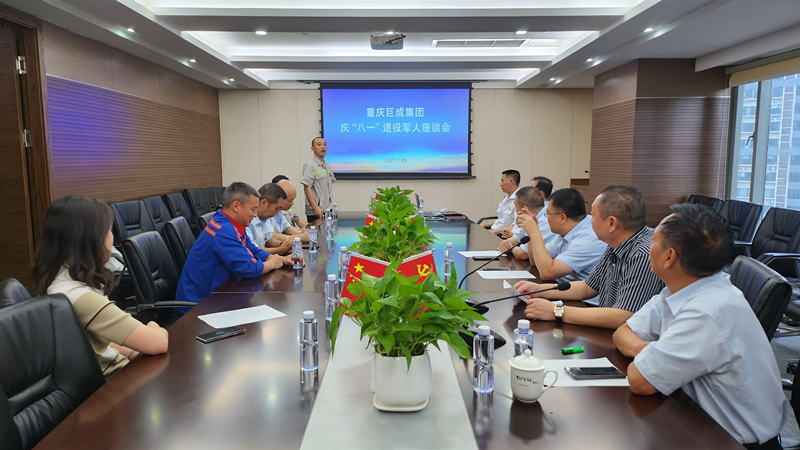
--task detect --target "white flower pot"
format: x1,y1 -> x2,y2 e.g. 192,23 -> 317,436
373,351 -> 432,407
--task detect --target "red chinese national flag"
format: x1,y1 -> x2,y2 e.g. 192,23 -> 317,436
341,253 -> 390,301
396,250 -> 437,281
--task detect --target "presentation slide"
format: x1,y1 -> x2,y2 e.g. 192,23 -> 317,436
321,85 -> 470,177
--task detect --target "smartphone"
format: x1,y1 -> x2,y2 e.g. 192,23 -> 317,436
196,327 -> 245,344
565,366 -> 626,380
472,256 -> 496,261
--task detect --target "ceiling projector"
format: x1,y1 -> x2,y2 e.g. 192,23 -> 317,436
370,33 -> 405,50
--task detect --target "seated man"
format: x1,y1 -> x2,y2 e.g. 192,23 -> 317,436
247,183 -> 294,255
272,174 -> 308,228
497,186 -> 556,260
517,188 -> 606,281
500,175 -> 552,240
269,179 -> 311,243
515,185 -> 665,329
177,182 -> 293,306
482,169 -> 520,234
614,203 -> 786,449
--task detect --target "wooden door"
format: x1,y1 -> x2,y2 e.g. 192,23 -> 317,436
0,22 -> 35,286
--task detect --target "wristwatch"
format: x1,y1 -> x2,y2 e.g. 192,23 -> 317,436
554,305 -> 564,322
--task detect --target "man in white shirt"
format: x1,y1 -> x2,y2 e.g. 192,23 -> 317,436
269,179 -> 310,243
272,174 -> 308,228
614,203 -> 786,449
497,186 -> 556,259
246,183 -> 292,255
482,170 -> 520,234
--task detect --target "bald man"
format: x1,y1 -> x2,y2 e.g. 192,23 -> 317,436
269,179 -> 310,243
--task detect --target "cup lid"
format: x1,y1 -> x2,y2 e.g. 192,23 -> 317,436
509,349 -> 545,371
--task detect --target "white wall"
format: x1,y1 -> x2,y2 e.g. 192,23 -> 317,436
219,88 -> 593,220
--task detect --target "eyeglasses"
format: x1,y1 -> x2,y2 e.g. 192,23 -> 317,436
545,211 -> 564,216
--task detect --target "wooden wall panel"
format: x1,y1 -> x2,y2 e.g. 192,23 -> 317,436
47,76 -> 222,202
636,60 -> 728,98
593,60 -> 638,109
632,97 -> 729,224
585,99 -> 636,204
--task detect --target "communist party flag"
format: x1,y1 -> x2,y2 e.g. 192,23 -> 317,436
364,213 -> 378,226
396,251 -> 437,280
341,251 -> 437,302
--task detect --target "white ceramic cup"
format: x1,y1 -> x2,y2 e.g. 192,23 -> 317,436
509,349 -> 558,403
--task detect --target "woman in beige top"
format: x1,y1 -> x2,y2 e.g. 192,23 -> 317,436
32,196 -> 169,376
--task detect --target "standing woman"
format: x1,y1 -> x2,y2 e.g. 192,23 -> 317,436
33,196 -> 168,377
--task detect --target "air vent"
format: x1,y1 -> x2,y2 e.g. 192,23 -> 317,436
433,39 -> 527,48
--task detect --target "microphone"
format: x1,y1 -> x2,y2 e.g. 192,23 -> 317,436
458,236 -> 530,289
473,281 -> 571,307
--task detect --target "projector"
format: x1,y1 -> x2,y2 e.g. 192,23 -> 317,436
370,33 -> 405,50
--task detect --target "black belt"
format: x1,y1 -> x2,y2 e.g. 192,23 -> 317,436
744,436 -> 781,450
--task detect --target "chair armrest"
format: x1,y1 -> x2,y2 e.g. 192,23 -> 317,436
758,253 -> 800,266
127,301 -> 196,314
733,240 -> 752,247
477,216 -> 497,225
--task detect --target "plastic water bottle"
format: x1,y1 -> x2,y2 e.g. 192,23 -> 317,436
443,242 -> 454,284
513,319 -> 534,356
308,226 -> 318,254
300,311 -> 318,371
418,198 -> 425,217
473,325 -> 494,393
338,246 -> 350,284
428,230 -> 435,252
325,274 -> 339,321
332,203 -> 339,222
325,209 -> 334,241
292,237 -> 303,270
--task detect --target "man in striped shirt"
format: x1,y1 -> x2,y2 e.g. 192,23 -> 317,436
515,185 -> 664,329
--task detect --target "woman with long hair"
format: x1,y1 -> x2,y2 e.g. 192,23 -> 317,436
33,196 -> 168,376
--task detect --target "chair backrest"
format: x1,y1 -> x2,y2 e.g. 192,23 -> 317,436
719,200 -> 762,242
0,279 -> 31,310
141,196 -> 172,236
750,206 -> 800,277
121,232 -> 180,305
164,217 -> 196,271
196,211 -> 215,231
0,295 -> 105,450
183,188 -> 212,220
163,192 -> 199,236
687,194 -> 723,212
216,186 -> 226,204
203,187 -> 222,211
729,256 -> 792,341
110,200 -> 156,245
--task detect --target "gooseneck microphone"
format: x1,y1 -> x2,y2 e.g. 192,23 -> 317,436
458,236 -> 530,289
472,281 -> 571,307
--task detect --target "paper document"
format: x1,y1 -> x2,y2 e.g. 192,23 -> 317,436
477,270 -> 536,280
198,305 -> 286,329
458,250 -> 501,258
503,280 -> 529,300
541,357 -> 630,387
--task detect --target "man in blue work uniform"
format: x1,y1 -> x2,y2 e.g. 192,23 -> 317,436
176,182 -> 293,309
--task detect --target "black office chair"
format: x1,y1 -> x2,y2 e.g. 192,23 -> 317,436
0,279 -> 31,309
0,294 -> 105,450
163,192 -> 199,237
687,194 -> 723,212
216,186 -> 226,203
729,256 -> 792,341
719,199 -> 762,246
203,187 -> 222,211
183,188 -> 213,225
121,232 -> 196,325
110,200 -> 156,246
164,217 -> 196,271
142,196 -> 173,236
476,216 -> 497,225
196,211 -> 215,231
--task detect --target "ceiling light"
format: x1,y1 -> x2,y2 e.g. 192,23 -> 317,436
255,30 -> 267,36
190,58 -> 196,63
644,27 -> 654,32
549,78 -> 556,81
586,58 -> 593,62
127,27 -> 135,33
229,78 -> 235,81
386,31 -> 394,35
515,30 -> 527,35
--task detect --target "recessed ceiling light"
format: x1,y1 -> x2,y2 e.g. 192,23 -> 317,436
550,78 -> 556,81
515,30 -> 527,35
386,31 -> 394,35
190,58 -> 196,63
127,27 -> 135,33
586,58 -> 593,62
644,27 -> 654,32
255,30 -> 267,36
229,78 -> 235,81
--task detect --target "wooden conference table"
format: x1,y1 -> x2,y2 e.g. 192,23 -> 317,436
33,213 -> 743,450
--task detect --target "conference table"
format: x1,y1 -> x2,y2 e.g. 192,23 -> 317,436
33,213 -> 743,450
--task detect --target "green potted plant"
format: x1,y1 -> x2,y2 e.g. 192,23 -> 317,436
329,261 -> 486,410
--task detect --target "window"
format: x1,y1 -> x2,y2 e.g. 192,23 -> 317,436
766,172 -> 777,182
744,88 -> 757,99
737,188 -> 750,198
768,155 -> 778,165
743,122 -> 755,133
789,189 -> 800,199
793,155 -> 800,166
770,122 -> 781,132
795,103 -> 800,114
791,172 -> 800,182
738,171 -> 751,181
743,106 -> 756,116
774,87 -> 784,98
771,104 -> 782,115
795,121 -> 800,130
793,138 -> 800,148
765,189 -> 776,198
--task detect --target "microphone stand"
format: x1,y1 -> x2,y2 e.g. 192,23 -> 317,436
458,237 -> 530,289
472,283 -> 569,307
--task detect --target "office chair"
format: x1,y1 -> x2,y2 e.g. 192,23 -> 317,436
203,187 -> 222,211
121,232 -> 196,325
719,199 -> 762,246
164,217 -> 196,271
109,200 -> 156,247
141,196 -> 173,236
196,211 -> 215,231
687,194 -> 723,212
728,256 -> 792,341
0,279 -> 32,309
0,294 -> 105,450
183,188 -> 213,224
163,192 -> 199,236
